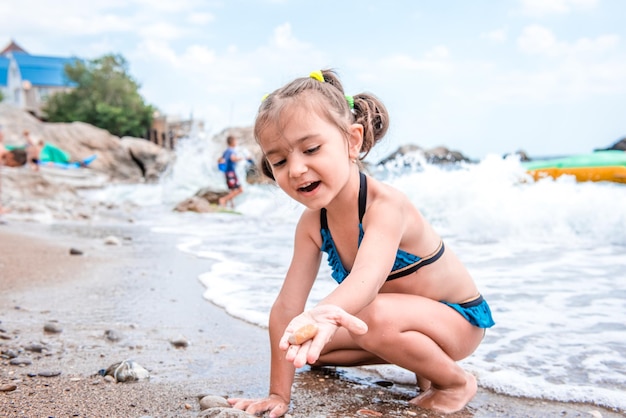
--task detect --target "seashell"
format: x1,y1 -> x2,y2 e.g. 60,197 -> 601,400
104,359 -> 150,382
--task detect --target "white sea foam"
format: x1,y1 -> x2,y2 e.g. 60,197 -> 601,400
88,137 -> 626,412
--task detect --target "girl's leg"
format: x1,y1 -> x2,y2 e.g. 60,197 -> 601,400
320,293 -> 484,413
315,326 -> 387,366
361,293 -> 484,413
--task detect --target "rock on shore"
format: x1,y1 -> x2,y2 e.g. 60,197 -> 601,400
0,103 -> 174,183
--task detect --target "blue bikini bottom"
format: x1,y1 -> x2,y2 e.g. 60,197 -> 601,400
442,294 -> 495,328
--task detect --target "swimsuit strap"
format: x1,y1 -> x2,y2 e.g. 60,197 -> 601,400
320,172 -> 367,230
358,171 -> 366,222
387,241 -> 445,280
320,208 -> 328,229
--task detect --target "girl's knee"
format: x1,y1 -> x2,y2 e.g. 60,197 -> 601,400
352,299 -> 396,345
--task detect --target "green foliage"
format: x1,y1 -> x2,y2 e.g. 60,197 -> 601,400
0,89 -> 4,102
43,54 -> 155,138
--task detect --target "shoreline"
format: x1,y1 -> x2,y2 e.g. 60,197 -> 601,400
0,220 -> 622,417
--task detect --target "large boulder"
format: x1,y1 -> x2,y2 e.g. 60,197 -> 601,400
377,144 -> 472,167
597,137 -> 626,151
121,137 -> 174,182
0,103 -> 174,182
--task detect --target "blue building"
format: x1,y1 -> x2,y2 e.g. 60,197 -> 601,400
0,40 -> 79,117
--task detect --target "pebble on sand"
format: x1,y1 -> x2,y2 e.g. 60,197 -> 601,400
197,396 -> 254,418
103,359 -> 150,382
43,321 -> 63,333
104,235 -> 121,245
170,335 -> 190,348
38,370 -> 62,377
199,395 -> 230,410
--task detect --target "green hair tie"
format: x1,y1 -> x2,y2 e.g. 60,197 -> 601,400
345,95 -> 354,109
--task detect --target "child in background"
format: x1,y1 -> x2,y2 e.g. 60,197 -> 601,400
217,135 -> 246,208
228,70 -> 494,417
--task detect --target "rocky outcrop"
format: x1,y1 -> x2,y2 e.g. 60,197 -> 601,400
173,187 -> 228,213
377,144 -> 472,167
597,137 -> 626,151
120,137 -> 174,182
0,103 -> 174,183
504,150 -> 530,161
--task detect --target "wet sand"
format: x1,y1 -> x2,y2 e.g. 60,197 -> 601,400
0,220 -> 621,418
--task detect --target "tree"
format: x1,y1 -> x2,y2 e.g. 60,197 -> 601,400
43,54 -> 155,138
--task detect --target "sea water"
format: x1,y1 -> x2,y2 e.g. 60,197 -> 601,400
90,137 -> 626,412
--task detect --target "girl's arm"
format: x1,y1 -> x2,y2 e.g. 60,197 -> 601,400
282,190 -> 404,367
268,210 -> 322,401
229,210 -> 322,417
319,191 -> 408,314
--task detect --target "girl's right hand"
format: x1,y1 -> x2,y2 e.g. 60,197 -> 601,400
280,305 -> 368,368
227,394 -> 289,418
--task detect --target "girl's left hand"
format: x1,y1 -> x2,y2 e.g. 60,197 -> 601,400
280,305 -> 368,368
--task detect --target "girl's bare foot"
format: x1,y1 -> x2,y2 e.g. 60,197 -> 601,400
409,372 -> 477,414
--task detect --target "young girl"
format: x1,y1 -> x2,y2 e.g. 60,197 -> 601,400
228,70 -> 494,417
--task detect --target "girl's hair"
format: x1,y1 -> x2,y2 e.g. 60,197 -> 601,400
255,69 -> 389,180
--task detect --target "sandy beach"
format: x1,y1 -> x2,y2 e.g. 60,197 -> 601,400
0,220 -> 622,418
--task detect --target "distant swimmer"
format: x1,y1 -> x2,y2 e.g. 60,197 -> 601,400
217,135 -> 247,208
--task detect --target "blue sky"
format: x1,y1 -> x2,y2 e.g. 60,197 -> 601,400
1,0 -> 625,160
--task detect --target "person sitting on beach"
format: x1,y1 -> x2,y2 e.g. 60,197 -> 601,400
227,70 -> 495,417
23,130 -> 43,171
6,132 -> 91,169
1,148 -> 27,168
217,135 -> 246,208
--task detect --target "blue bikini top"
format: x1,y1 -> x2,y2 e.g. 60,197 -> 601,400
320,172 -> 445,284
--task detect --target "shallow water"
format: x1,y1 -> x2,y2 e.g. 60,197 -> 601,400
89,140 -> 626,412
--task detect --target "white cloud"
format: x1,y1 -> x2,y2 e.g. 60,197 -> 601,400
270,23 -> 311,51
482,29 -> 508,43
180,45 -> 218,69
134,39 -> 180,66
139,22 -> 185,42
518,25 -> 558,54
380,46 -> 453,73
437,25 -> 626,106
519,0 -> 599,16
129,21 -> 331,133
518,24 -> 620,56
187,12 -> 215,25
132,0 -> 205,13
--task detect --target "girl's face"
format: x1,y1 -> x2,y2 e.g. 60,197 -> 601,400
258,104 -> 363,210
